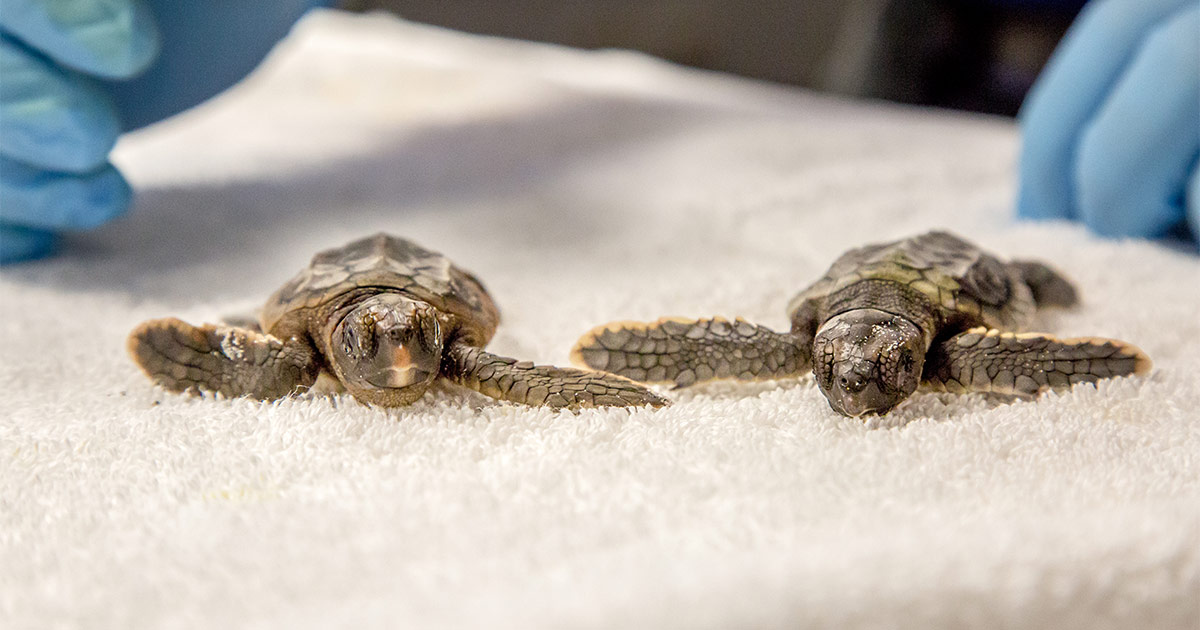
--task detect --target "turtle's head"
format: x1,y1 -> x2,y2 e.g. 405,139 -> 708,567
329,294 -> 445,405
812,309 -> 925,417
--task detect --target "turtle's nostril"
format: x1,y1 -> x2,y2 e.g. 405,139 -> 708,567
841,372 -> 866,392
837,362 -> 872,393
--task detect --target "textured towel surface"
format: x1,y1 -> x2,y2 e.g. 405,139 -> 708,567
2,11 -> 1198,630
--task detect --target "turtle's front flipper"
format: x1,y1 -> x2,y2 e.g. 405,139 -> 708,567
923,327 -> 1151,396
442,343 -> 668,409
1011,260 -> 1078,308
570,317 -> 810,388
128,318 -> 321,400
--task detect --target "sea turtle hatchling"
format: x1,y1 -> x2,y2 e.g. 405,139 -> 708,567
571,231 -> 1150,417
129,233 -> 667,410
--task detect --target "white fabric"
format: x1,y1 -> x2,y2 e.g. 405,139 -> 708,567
3,10 -> 1197,629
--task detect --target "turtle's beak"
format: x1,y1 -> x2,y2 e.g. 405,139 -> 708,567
830,381 -> 895,417
372,366 -> 434,388
365,345 -> 434,388
827,360 -> 898,417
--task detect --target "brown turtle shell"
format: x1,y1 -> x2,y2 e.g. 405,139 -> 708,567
786,231 -> 1036,332
260,233 -> 500,346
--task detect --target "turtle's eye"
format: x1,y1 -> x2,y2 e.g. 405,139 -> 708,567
341,326 -> 358,358
900,350 -> 915,373
340,319 -> 378,360
420,316 -> 441,352
357,319 -> 377,357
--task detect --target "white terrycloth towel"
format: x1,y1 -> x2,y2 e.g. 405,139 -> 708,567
2,10 -> 1197,630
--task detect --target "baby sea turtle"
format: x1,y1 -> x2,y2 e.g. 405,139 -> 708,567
129,233 -> 667,410
572,231 -> 1150,417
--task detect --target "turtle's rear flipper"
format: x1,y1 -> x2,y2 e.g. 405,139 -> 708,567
1011,260 -> 1079,308
442,343 -> 668,409
570,317 -> 810,388
923,327 -> 1151,396
128,318 -> 320,400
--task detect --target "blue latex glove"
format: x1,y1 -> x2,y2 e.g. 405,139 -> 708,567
1017,0 -> 1200,242
0,0 -> 325,264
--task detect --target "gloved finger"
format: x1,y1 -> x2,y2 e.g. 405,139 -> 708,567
1075,6 -> 1200,238
0,0 -> 158,79
0,223 -> 59,264
0,35 -> 121,173
1186,159 -> 1200,242
106,0 -> 328,131
1016,0 -> 1194,221
0,157 -> 131,230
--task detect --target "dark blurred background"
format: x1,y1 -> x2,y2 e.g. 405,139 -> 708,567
341,0 -> 1088,117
